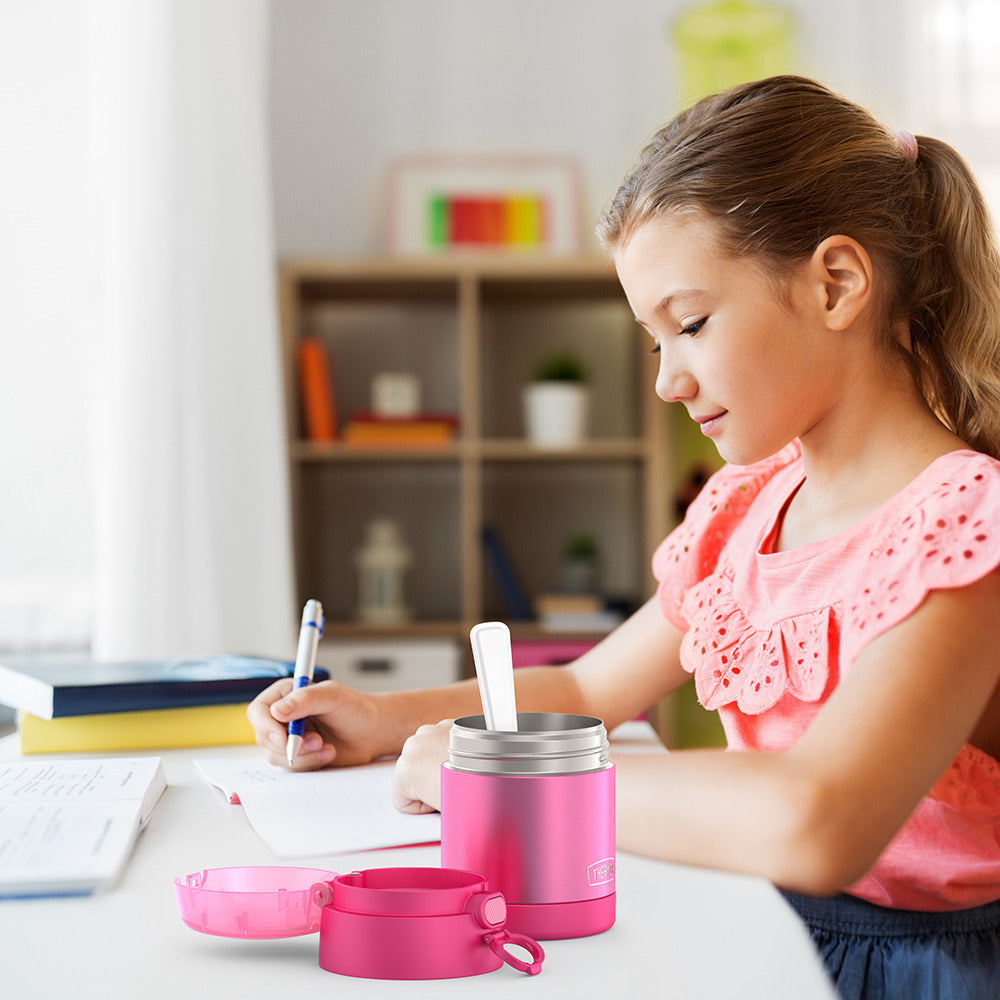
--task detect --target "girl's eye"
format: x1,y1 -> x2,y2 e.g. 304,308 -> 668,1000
649,342 -> 661,355
680,317 -> 707,336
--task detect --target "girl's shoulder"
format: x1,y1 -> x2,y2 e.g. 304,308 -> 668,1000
872,448 -> 1000,558
906,447 -> 1000,500
652,442 -> 801,624
841,448 -> 1000,663
870,450 -> 1000,564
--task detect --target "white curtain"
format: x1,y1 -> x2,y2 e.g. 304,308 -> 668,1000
87,0 -> 295,659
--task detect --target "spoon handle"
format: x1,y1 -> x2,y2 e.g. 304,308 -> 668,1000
470,621 -> 518,732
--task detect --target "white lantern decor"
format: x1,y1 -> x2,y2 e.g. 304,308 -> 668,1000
355,518 -> 414,625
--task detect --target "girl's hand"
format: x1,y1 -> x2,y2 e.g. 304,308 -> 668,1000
247,678 -> 385,770
391,719 -> 453,814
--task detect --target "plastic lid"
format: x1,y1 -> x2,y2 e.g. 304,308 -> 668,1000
174,866 -> 338,939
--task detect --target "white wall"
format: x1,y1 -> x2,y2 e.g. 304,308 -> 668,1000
269,0 -> 876,257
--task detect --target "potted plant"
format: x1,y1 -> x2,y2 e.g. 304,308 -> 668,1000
559,530 -> 600,593
522,351 -> 590,446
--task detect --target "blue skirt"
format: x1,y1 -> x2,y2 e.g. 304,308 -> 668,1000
781,891 -> 1000,1000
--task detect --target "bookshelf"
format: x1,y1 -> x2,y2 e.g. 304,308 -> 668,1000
278,256 -> 676,675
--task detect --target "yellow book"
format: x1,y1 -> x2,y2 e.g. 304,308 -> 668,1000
18,701 -> 256,754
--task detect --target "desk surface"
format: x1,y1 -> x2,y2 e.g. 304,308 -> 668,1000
0,729 -> 835,999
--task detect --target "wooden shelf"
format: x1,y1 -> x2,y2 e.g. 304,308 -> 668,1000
293,441 -> 463,463
319,619 -> 624,643
292,438 -> 650,463
278,256 -> 675,678
475,438 -> 650,461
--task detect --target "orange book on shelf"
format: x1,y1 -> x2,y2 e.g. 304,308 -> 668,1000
341,416 -> 457,447
297,338 -> 337,441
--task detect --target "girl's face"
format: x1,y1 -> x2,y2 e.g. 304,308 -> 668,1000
614,212 -> 850,467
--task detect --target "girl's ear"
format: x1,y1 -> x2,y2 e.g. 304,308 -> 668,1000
808,235 -> 873,331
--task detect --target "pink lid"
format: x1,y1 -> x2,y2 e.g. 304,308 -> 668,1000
325,867 -> 492,916
174,866 -> 337,938
313,867 -> 544,979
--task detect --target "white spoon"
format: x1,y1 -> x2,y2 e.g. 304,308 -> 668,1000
470,621 -> 518,732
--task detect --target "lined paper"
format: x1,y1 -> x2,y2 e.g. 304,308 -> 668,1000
194,757 -> 440,857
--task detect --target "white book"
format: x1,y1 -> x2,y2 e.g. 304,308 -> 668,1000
0,756 -> 166,896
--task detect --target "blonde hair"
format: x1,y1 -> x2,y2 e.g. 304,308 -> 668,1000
596,76 -> 1000,458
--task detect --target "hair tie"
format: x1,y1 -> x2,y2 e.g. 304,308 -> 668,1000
896,129 -> 918,163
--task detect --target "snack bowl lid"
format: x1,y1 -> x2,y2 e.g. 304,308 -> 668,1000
174,866 -> 338,938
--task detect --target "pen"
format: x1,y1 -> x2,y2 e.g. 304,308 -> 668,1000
286,598 -> 324,767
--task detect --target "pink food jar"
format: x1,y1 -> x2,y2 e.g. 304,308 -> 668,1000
440,712 -> 615,940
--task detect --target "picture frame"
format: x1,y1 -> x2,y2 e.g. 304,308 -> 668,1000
387,155 -> 583,255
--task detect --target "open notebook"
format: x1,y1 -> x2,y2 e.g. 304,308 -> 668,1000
195,757 -> 440,857
0,756 -> 166,896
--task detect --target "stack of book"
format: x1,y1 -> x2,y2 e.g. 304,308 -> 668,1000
0,654 -> 327,754
341,412 -> 459,447
533,593 -> 625,634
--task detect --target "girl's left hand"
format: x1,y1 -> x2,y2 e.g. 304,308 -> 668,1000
391,719 -> 453,814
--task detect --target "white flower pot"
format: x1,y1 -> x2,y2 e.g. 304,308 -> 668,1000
522,382 -> 590,446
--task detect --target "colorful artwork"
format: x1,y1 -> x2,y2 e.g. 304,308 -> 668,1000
426,192 -> 549,248
388,156 -> 580,255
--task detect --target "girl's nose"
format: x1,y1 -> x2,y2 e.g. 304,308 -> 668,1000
655,354 -> 697,403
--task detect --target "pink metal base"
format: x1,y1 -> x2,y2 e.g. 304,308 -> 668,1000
441,765 -> 616,940
505,893 -> 616,940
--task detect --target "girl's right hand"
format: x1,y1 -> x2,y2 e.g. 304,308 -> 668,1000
246,678 -> 386,770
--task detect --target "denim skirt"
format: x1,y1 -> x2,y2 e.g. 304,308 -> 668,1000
781,890 -> 1000,1000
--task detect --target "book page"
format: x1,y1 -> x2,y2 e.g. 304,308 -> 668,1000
0,757 -> 162,802
0,757 -> 165,896
194,757 -> 440,857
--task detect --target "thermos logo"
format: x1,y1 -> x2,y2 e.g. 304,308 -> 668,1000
587,857 -> 615,886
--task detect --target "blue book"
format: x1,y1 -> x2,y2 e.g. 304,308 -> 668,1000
481,525 -> 532,620
0,654 -> 329,720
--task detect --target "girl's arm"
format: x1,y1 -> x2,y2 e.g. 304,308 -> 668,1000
250,594 -> 688,770
388,596 -> 689,811
616,568 -> 1000,896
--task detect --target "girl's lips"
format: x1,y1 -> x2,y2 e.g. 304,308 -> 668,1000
695,411 -> 726,436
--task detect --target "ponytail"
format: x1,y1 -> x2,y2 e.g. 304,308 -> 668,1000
905,138 -> 1000,457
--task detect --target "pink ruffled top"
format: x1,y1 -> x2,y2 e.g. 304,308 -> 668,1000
653,441 -> 1000,911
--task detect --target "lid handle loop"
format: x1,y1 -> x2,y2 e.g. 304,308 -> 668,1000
484,930 -> 545,976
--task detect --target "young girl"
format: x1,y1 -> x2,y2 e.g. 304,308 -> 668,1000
248,76 -> 1000,998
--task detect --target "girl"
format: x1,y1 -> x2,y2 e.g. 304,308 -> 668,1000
248,77 -> 1000,998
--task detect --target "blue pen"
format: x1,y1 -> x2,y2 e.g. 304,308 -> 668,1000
286,599 -> 324,767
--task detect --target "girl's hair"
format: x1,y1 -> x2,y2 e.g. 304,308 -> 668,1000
596,75 -> 1000,458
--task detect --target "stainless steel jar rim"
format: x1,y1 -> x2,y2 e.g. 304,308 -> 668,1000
449,744 -> 608,763
453,712 -> 605,735
448,712 -> 609,775
445,757 -> 611,775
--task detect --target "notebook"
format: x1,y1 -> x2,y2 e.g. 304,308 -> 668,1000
0,756 -> 166,896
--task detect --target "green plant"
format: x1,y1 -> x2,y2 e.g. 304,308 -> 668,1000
563,531 -> 598,559
532,351 -> 588,383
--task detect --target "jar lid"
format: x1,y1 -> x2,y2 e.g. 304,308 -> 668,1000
174,866 -> 337,938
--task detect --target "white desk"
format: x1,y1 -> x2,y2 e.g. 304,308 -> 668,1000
0,729 -> 835,999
